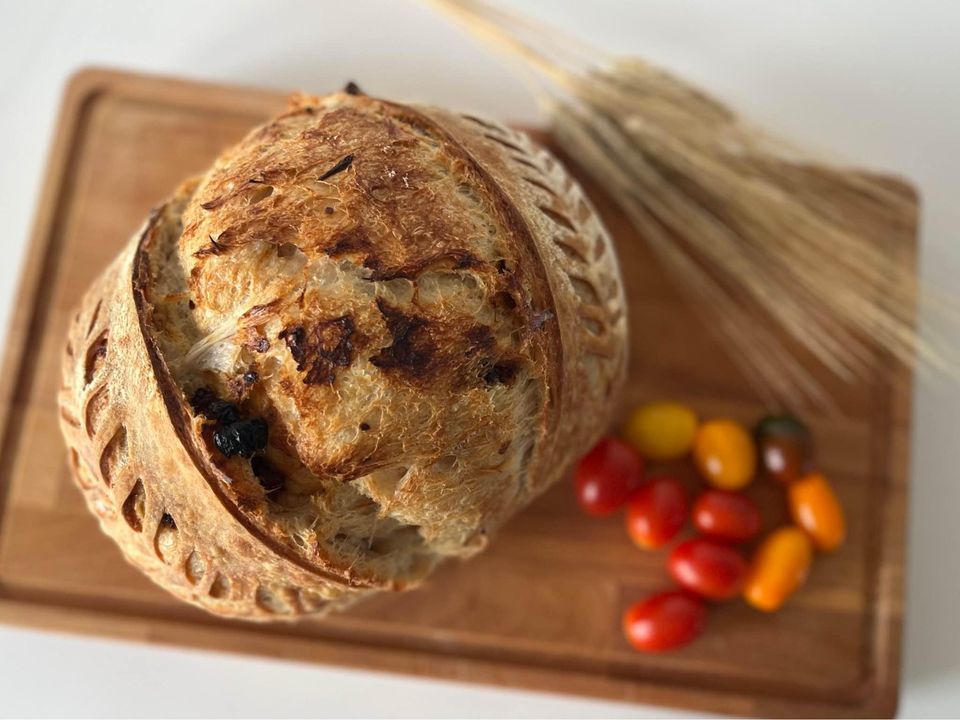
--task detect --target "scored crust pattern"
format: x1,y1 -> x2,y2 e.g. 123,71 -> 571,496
58,93 -> 627,619
453,112 -> 628,495
60,246 -> 354,618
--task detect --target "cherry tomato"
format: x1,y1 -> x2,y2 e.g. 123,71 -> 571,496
693,419 -> 757,490
622,590 -> 708,652
756,414 -> 812,484
625,476 -> 687,548
668,538 -> 748,600
743,526 -> 813,612
574,437 -> 645,516
692,490 -> 762,543
788,472 -> 846,552
623,401 -> 698,460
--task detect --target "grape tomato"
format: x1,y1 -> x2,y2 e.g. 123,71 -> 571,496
625,476 -> 687,549
692,489 -> 762,543
623,590 -> 708,652
574,437 -> 645,516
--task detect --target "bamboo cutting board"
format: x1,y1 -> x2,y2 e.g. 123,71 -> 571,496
0,68 -> 914,718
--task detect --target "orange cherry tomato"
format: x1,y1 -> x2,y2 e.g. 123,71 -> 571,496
625,476 -> 687,549
788,472 -> 846,552
668,538 -> 747,600
623,590 -> 708,652
574,437 -> 645,516
743,526 -> 813,612
692,489 -> 762,543
693,419 -> 757,490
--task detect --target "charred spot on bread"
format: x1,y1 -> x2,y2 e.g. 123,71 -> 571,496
190,388 -> 241,425
189,386 -> 215,411
206,400 -> 241,425
343,81 -> 364,96
280,315 -> 360,386
364,250 -> 481,282
193,234 -> 226,258
370,299 -> 434,379
213,417 -> 268,458
318,154 -> 355,181
279,326 -> 306,360
191,387 -> 268,458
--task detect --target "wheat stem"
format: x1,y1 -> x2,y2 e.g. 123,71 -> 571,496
428,0 -> 957,408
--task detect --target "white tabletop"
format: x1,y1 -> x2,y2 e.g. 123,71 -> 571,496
2,1 -> 959,717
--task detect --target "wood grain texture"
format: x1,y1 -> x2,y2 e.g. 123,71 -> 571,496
0,68 -> 914,718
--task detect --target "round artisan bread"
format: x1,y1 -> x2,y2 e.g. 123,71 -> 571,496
58,91 -> 628,619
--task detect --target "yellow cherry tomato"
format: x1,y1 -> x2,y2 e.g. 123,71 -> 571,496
693,419 -> 756,490
743,526 -> 813,612
623,402 -> 698,460
788,472 -> 846,552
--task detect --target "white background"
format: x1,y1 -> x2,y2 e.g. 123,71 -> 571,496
2,1 -> 959,717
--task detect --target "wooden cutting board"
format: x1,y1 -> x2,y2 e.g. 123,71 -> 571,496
0,68 -> 914,718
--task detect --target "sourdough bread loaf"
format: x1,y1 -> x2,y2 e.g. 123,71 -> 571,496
58,91 -> 627,619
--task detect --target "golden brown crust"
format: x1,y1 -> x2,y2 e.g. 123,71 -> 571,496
58,92 -> 627,620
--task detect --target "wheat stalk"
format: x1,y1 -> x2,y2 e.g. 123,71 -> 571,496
429,0 -> 959,408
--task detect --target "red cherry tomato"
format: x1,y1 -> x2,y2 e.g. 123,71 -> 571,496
574,437 -> 645,516
625,476 -> 687,548
622,590 -> 708,652
668,538 -> 748,600
692,490 -> 762,543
